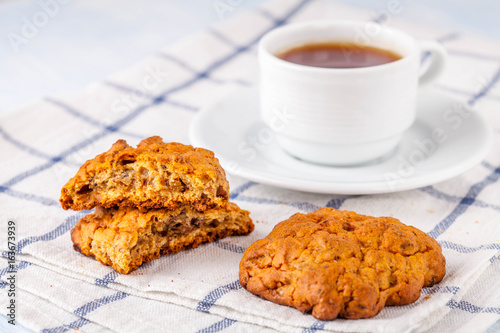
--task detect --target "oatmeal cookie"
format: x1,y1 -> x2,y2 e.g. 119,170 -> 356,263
239,208 -> 446,320
72,202 -> 253,274
60,136 -> 229,211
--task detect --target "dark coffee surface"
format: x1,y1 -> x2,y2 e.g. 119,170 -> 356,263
276,42 -> 401,68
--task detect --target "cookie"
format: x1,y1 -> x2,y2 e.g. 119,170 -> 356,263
239,208 -> 446,320
72,202 -> 253,274
60,136 -> 229,211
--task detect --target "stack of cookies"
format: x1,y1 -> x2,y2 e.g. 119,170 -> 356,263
60,136 -> 253,274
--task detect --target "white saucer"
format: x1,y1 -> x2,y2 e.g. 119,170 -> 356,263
189,87 -> 492,194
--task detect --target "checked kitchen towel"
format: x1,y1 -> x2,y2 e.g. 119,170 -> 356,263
1,0 -> 500,332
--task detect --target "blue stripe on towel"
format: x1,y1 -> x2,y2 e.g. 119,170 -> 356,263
0,126 -> 68,163
422,285 -> 460,295
196,318 -> 237,333
103,81 -> 199,111
4,213 -> 84,255
229,181 -> 257,199
208,28 -> 240,47
439,241 -> 500,253
468,67 -> 500,105
44,98 -> 144,139
448,299 -> 500,314
95,271 -> 120,287
0,261 -> 31,283
41,291 -> 129,333
325,198 -> 348,210
302,320 -> 326,333
157,54 -> 251,86
212,241 -> 246,254
420,186 -> 500,212
427,165 -> 500,238
197,280 -> 242,312
0,186 -> 59,206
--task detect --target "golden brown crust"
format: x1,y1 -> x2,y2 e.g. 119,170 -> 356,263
71,202 -> 253,274
239,208 -> 446,320
60,136 -> 229,211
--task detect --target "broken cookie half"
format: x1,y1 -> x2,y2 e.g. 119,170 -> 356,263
60,136 -> 229,212
239,208 -> 446,320
72,203 -> 253,274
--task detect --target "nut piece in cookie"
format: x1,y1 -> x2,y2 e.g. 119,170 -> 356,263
71,202 -> 253,274
239,208 -> 446,320
60,136 -> 229,211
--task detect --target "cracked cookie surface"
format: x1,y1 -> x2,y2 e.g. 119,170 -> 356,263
239,208 -> 446,320
60,136 -> 229,211
72,202 -> 253,274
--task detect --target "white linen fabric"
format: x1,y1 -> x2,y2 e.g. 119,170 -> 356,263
0,0 -> 499,332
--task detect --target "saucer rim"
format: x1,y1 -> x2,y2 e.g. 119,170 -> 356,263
189,87 -> 493,195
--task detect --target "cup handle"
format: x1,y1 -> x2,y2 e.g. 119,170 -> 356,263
418,40 -> 448,86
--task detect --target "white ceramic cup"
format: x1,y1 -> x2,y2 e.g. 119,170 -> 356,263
259,20 -> 447,165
